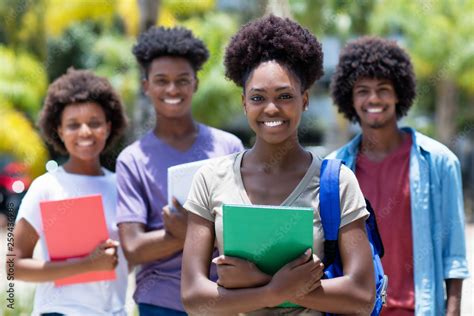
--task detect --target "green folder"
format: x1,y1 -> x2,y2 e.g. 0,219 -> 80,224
223,204 -> 314,308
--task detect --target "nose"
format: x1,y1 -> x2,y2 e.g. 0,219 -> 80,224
78,123 -> 92,136
367,90 -> 381,104
165,82 -> 179,95
264,101 -> 279,115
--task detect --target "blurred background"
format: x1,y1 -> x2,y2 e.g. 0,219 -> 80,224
0,0 -> 473,314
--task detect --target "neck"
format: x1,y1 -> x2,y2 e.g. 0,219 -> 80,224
63,157 -> 103,176
247,135 -> 308,172
154,114 -> 197,139
360,124 -> 405,158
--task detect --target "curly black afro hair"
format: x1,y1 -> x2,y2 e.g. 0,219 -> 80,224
224,15 -> 323,91
133,26 -> 209,77
330,36 -> 416,122
39,68 -> 127,154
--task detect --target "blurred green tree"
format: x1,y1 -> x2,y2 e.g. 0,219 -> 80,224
184,12 -> 242,127
0,99 -> 48,178
370,0 -> 474,144
290,0 -> 376,38
0,46 -> 47,119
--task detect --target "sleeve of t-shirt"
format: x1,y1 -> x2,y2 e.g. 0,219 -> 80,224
16,177 -> 45,234
116,152 -> 149,224
440,154 -> 469,279
183,164 -> 214,222
338,165 -> 369,228
230,136 -> 245,153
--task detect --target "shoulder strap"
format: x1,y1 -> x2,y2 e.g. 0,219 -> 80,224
319,159 -> 342,265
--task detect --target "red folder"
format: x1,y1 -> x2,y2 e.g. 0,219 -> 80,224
40,194 -> 116,286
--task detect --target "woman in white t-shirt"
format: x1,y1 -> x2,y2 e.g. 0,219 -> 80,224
181,16 -> 376,315
12,68 -> 128,316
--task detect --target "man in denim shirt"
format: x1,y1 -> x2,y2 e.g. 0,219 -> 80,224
328,37 -> 469,315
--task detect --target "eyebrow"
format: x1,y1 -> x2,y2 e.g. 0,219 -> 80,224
249,85 -> 292,93
64,116 -> 102,122
152,72 -> 192,78
354,82 -> 392,89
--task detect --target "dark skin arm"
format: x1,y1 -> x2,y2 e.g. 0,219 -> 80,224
212,217 -> 375,314
292,218 -> 376,314
12,219 -> 118,282
212,255 -> 272,289
445,279 -> 463,316
119,198 -> 187,266
181,213 -> 323,315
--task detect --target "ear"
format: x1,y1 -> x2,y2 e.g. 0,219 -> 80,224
302,90 -> 309,111
57,126 -> 64,142
105,121 -> 112,138
193,77 -> 199,92
241,93 -> 247,115
142,78 -> 149,95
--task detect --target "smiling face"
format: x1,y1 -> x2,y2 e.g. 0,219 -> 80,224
352,77 -> 399,129
58,102 -> 111,162
143,56 -> 197,120
243,60 -> 308,145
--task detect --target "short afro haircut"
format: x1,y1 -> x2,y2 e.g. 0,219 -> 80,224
224,15 -> 323,91
39,68 -> 127,154
132,26 -> 209,77
330,36 -> 416,122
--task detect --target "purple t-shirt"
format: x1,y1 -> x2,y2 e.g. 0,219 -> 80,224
116,124 -> 243,311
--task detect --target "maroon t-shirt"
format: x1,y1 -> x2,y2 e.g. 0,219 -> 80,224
356,134 -> 415,316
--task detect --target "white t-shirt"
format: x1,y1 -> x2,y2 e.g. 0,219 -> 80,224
16,167 -> 128,316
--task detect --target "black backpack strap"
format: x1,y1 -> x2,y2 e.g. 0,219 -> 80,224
364,198 -> 385,258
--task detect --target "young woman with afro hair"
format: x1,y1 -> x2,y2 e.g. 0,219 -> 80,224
12,68 -> 129,315
115,26 -> 243,315
328,36 -> 469,316
181,15 -> 376,315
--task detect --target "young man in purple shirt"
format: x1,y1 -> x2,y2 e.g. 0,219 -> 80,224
116,26 -> 244,315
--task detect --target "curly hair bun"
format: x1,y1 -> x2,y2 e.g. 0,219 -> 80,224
330,36 -> 416,122
133,26 -> 209,75
224,14 -> 323,90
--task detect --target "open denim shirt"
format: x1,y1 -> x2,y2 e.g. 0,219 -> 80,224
328,127 -> 469,315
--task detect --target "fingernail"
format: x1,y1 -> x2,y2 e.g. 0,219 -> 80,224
305,248 -> 312,256
211,258 -> 218,264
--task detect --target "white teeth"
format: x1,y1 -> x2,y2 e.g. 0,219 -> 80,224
77,140 -> 93,147
263,121 -> 284,127
367,108 -> 383,113
163,99 -> 181,104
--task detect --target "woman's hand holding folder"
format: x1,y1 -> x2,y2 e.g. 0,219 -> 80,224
212,248 -> 325,306
212,255 -> 271,289
265,249 -> 325,307
86,239 -> 119,271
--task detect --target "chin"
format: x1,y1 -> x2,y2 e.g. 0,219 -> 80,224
260,135 -> 294,145
364,120 -> 388,129
158,104 -> 191,116
71,149 -> 103,161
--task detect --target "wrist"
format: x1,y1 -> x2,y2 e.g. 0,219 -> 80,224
255,272 -> 272,287
164,231 -> 185,249
262,282 -> 283,308
80,255 -> 94,272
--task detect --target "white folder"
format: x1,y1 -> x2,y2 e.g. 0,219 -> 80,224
167,159 -> 212,211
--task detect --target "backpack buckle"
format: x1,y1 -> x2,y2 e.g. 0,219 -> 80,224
381,275 -> 389,305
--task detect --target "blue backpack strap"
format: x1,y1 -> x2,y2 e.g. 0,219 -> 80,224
319,159 -> 342,265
